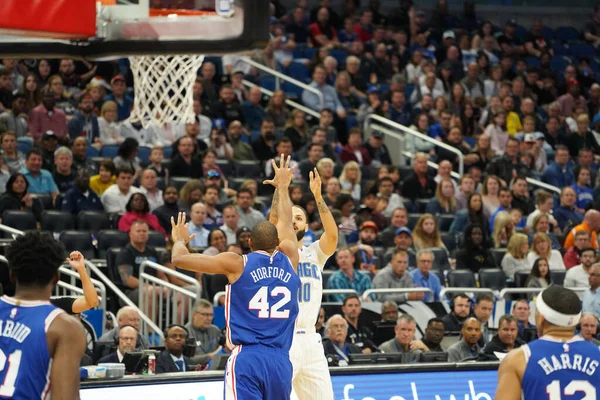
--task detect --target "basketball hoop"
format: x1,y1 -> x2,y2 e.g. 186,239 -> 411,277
128,54 -> 205,128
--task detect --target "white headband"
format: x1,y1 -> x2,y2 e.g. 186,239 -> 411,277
536,293 -> 581,327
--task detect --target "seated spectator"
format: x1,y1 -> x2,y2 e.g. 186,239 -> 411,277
0,156 -> 10,195
184,300 -> 222,366
456,224 -> 496,273
335,72 -> 362,116
580,313 -> 600,346
472,294 -> 495,346
322,314 -> 362,364
118,192 -> 166,237
447,318 -> 482,362
510,175 -> 535,216
376,177 -> 404,219
302,65 -> 345,121
565,231 -> 593,271
529,213 -> 561,250
340,128 -> 371,167
156,325 -> 193,373
489,187 -> 514,234
225,120 -> 255,162
323,177 -> 341,208
584,5 -> 600,46
264,90 -> 289,132
178,179 -> 203,214
372,249 -> 423,304
98,101 -> 123,145
152,186 -> 183,235
202,228 -> 228,256
170,137 -> 204,179
426,177 -> 456,215
103,75 -> 133,122
0,173 -> 43,221
451,193 -> 489,234
188,202 -> 210,248
524,258 -> 552,299
401,153 -> 437,204
384,226 -> 417,268
455,174 -> 476,212
116,220 -> 165,306
251,118 -> 277,162
501,233 -> 530,281
442,293 -> 472,333
213,85 -> 245,127
572,167 -> 594,210
235,187 -> 265,229
436,127 -> 477,171
29,88 -> 67,142
97,306 -> 148,349
286,7 -> 309,44
410,249 -> 442,302
412,213 -> 448,254
554,186 -> 584,232
342,294 -> 377,352
241,87 -> 264,131
172,118 -> 208,159
316,157 -> 335,186
485,137 -> 529,185
52,146 -> 76,194
90,159 -> 116,196
485,111 -> 509,155
0,67 -> 13,110
308,8 -> 340,49
71,137 -> 98,174
338,161 -> 361,202
526,190 -> 558,230
39,131 -> 59,171
419,318 -> 446,352
284,110 -> 309,152
97,325 -> 138,364
0,93 -> 27,138
363,131 -> 392,169
379,208 -> 408,247
1,131 -> 25,174
61,169 -> 103,215
101,167 -> 142,215
137,169 -> 162,213
512,299 -> 537,343
482,315 -> 524,360
47,75 -> 76,117
563,209 -> 600,250
327,248 -> 372,302
347,221 -> 382,271
569,114 -> 600,158
20,148 -> 58,200
481,175 -> 501,219
218,205 -> 240,246
335,193 -> 357,235
379,314 -> 428,362
68,92 -> 99,145
205,128 -> 233,161
113,138 -> 142,179
582,264 -> 600,319
298,143 -> 324,182
492,211 -> 514,249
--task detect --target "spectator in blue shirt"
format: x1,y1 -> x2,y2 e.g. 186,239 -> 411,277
302,65 -> 346,121
542,145 -> 575,189
387,90 -> 413,127
20,148 -> 58,201
554,186 -> 584,232
68,93 -> 100,145
103,75 -> 133,122
240,87 -> 265,131
327,248 -> 372,302
338,17 -> 358,44
410,249 -> 442,302
61,169 -> 103,215
572,167 -> 594,210
286,8 -> 309,43
428,109 -> 452,139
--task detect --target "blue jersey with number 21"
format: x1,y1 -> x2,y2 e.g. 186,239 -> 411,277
225,250 -> 300,350
522,336 -> 600,400
0,296 -> 64,400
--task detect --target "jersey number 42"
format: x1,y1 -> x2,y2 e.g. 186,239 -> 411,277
249,286 -> 291,319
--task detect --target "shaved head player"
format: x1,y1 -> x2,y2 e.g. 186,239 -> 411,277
496,286 -> 600,399
270,167 -> 338,400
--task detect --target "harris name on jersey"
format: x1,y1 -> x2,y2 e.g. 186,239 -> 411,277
0,318 -> 31,343
537,352 -> 599,377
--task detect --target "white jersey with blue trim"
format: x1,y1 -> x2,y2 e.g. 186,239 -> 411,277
296,241 -> 330,330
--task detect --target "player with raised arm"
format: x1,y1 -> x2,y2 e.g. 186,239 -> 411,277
0,232 -> 87,400
171,154 -> 300,400
496,286 -> 600,400
269,167 -> 338,400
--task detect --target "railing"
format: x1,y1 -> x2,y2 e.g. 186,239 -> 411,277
499,287 -> 586,299
361,288 -> 434,302
525,178 -> 561,195
242,79 -> 320,118
138,260 -> 201,338
213,291 -> 226,307
240,56 -> 325,109
56,265 -> 108,312
440,287 -> 496,299
365,114 -> 466,176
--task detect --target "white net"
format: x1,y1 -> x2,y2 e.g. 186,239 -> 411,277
128,55 -> 205,128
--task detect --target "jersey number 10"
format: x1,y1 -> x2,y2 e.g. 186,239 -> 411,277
249,286 -> 292,319
0,349 -> 22,398
546,380 -> 596,399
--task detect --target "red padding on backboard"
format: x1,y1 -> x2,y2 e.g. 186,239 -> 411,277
0,0 -> 96,39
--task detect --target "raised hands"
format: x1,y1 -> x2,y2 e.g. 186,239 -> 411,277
263,153 -> 295,189
171,212 -> 196,245
66,251 -> 85,272
309,168 -> 323,200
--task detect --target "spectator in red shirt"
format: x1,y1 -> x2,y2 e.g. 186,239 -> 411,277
563,230 -> 591,270
29,88 -> 68,142
309,7 -> 340,49
353,10 -> 374,43
340,128 -> 371,167
118,192 -> 167,238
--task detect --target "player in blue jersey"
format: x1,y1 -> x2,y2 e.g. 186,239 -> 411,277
171,154 -> 300,400
496,286 -> 600,400
0,232 -> 86,400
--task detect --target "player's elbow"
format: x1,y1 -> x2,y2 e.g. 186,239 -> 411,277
88,296 -> 99,309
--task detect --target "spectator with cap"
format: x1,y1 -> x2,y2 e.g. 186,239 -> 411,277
0,93 -> 28,138
348,221 -> 382,271
363,130 -> 392,168
39,130 -> 59,171
103,75 -> 133,121
20,148 -> 58,200
67,91 -> 100,146
372,249 -> 424,303
52,146 -> 76,193
29,88 -> 67,142
61,168 -> 103,215
327,248 -> 373,302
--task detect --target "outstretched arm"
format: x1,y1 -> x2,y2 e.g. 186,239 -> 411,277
310,168 -> 338,256
67,251 -> 100,314
495,349 -> 525,400
263,154 -> 296,245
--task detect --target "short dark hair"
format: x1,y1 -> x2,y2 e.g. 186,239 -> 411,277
427,317 -> 444,327
12,92 -> 27,102
555,144 -> 569,153
499,186 -> 512,195
100,159 -> 116,175
475,293 -> 494,304
513,176 -> 528,185
377,177 -> 394,187
343,294 -> 360,306
307,143 -> 323,152
116,167 -> 134,178
581,246 -> 596,256
250,221 -> 278,251
499,314 -> 517,327
275,136 -> 292,149
26,148 -> 42,160
204,184 -> 220,195
237,187 -> 253,197
165,324 -> 189,338
6,231 -> 65,287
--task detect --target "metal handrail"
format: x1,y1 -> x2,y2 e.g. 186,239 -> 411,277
57,265 -> 107,312
213,291 -> 226,307
322,289 -> 359,295
0,224 -> 27,237
361,288 -> 434,301
242,79 -> 320,118
440,287 -> 496,299
525,178 -> 561,195
499,287 -> 586,299
139,260 -> 201,338
240,56 -> 325,109
366,115 -> 465,176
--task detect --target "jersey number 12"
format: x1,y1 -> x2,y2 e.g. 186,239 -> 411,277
547,380 -> 596,399
0,349 -> 22,398
249,286 -> 291,319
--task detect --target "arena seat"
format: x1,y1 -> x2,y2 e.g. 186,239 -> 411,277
106,247 -> 125,289
100,144 -> 120,159
554,26 -> 580,42
491,248 -> 507,267
215,159 -> 234,177
478,268 -> 507,291
169,177 -> 190,191
415,199 -> 431,213
36,194 -> 54,211
96,230 -> 129,259
234,160 -> 262,178
2,210 -> 37,235
447,270 -> 476,288
59,231 -> 95,259
41,210 -> 76,233
552,270 -> 566,286
137,146 -> 152,163
440,232 -> 457,252
438,214 -> 455,232
407,214 -> 421,230
514,271 -> 530,288
148,231 -> 167,248
77,211 -> 111,233
156,177 -> 166,191
432,269 -> 446,286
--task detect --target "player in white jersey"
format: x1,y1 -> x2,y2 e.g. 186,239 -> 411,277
269,167 -> 338,400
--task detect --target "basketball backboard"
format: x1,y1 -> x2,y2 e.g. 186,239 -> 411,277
0,0 -> 269,59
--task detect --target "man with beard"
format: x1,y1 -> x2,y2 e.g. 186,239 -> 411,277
68,93 -> 99,144
342,294 -> 377,353
236,226 -> 252,255
483,315 -> 525,360
563,232 -> 592,270
61,168 -> 103,215
153,185 -> 184,235
71,136 -> 98,174
228,120 -> 256,161
372,250 -> 423,303
441,293 -> 472,333
447,318 -> 482,362
564,247 -> 596,299
420,318 -> 445,352
251,118 -> 277,161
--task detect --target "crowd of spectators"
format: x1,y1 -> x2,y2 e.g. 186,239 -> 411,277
3,0 -> 600,369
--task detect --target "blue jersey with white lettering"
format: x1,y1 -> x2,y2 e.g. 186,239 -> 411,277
522,336 -> 600,400
225,250 -> 300,350
0,296 -> 64,400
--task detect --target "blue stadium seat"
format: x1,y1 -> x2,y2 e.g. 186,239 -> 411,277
288,62 -> 310,83
259,76 -> 276,92
551,56 -> 571,74
293,47 -> 305,59
137,146 -> 151,163
85,146 -> 99,158
542,26 -> 554,42
569,43 -> 596,59
305,48 -> 317,60
162,146 -> 172,159
405,84 -> 415,98
330,49 -> 348,66
282,81 -> 304,99
554,27 -> 580,42
552,44 -> 570,57
203,56 -> 223,75
17,141 -> 31,154
514,25 -> 528,41
100,144 -> 120,159
525,57 -> 540,67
